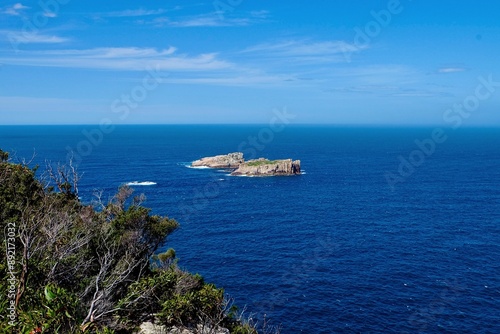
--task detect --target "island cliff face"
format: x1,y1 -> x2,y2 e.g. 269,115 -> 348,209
191,153 -> 301,176
231,158 -> 301,176
191,152 -> 244,168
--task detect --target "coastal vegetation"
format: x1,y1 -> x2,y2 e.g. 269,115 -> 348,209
0,149 -> 258,333
245,160 -> 278,167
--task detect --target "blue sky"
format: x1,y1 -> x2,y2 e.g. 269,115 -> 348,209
1,0 -> 500,125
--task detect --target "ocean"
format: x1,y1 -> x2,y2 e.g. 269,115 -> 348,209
1,125 -> 499,333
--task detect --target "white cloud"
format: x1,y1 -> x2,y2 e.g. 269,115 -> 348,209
0,44 -> 306,87
437,67 -> 466,74
318,65 -> 425,96
146,10 -> 269,28
326,85 -> 453,98
12,3 -> 26,9
391,91 -> 449,97
168,15 -> 250,27
159,74 -> 297,87
327,85 -> 399,93
103,8 -> 166,18
242,40 -> 367,63
3,30 -> 69,44
0,47 -> 233,71
3,3 -> 29,16
249,10 -> 269,19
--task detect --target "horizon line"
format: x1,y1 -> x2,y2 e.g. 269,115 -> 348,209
1,123 -> 500,128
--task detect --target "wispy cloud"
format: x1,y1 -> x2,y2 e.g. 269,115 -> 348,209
326,85 -> 399,94
324,66 -> 455,98
437,67 -> 467,74
2,30 -> 69,44
327,65 -> 421,86
0,47 -> 233,71
101,8 -> 166,18
390,89 -> 453,97
159,73 -> 298,87
326,85 -> 453,98
248,10 -> 269,19
145,10 -> 269,28
241,40 -> 367,63
0,42 -> 305,87
43,11 -> 57,18
2,3 -> 29,16
164,15 -> 248,27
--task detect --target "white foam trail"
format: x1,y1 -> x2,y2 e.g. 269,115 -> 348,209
186,165 -> 210,169
126,181 -> 157,186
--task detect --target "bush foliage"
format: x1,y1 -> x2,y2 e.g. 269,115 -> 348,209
0,149 -> 255,333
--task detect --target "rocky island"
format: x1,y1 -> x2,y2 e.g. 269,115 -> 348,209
191,152 -> 244,168
191,152 -> 301,176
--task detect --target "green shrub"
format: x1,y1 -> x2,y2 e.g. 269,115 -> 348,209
16,284 -> 80,334
246,160 -> 278,167
0,150 -> 255,333
160,281 -> 224,327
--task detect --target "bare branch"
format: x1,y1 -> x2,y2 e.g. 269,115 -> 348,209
44,159 -> 81,197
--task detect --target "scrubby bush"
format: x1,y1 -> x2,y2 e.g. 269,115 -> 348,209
0,149 -> 258,333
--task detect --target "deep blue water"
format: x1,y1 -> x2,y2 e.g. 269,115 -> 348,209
1,125 -> 499,333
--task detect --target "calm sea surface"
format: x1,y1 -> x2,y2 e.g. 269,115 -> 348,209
1,125 -> 499,333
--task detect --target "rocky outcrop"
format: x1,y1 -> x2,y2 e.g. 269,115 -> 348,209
191,152 -> 244,168
191,153 -> 301,176
138,322 -> 167,334
231,158 -> 301,176
137,322 -> 230,334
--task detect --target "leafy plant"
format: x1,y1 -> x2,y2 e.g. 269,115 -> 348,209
0,149 -> 256,333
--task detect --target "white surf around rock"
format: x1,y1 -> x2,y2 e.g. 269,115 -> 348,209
126,181 -> 157,186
